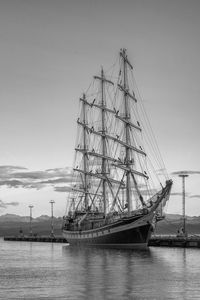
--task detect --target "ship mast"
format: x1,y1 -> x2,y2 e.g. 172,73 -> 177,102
101,69 -> 106,215
82,93 -> 88,210
94,68 -> 113,215
120,48 -> 133,215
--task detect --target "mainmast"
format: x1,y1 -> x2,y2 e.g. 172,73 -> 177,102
120,48 -> 133,215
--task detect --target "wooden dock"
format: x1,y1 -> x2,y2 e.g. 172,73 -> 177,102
149,235 -> 200,248
4,236 -> 68,243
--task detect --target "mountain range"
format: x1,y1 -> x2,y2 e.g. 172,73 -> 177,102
1,213 -> 200,236
0,214 -> 63,236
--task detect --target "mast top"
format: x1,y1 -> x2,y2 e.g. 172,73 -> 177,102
120,48 -> 133,70
178,174 -> 189,178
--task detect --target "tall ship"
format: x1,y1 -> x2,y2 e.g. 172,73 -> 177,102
62,49 -> 172,248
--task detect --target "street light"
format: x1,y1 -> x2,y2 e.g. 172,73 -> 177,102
29,205 -> 34,236
178,174 -> 189,237
49,200 -> 55,238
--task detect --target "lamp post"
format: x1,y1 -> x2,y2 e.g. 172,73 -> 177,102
179,174 -> 189,237
29,205 -> 34,236
49,200 -> 55,238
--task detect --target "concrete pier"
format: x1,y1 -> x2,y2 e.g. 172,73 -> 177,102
4,235 -> 200,247
149,235 -> 200,248
4,236 -> 68,243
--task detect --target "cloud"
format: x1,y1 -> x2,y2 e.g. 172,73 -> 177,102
12,168 -> 72,180
0,166 -> 27,172
0,180 -> 24,188
131,188 -> 157,196
0,200 -> 19,208
54,186 -> 72,192
40,178 -> 73,184
170,192 -> 189,197
171,170 -> 200,175
12,171 -> 48,180
170,192 -> 183,196
155,168 -> 168,176
0,165 -> 74,191
0,166 -> 28,180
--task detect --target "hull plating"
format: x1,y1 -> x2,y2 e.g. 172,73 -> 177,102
63,214 -> 154,248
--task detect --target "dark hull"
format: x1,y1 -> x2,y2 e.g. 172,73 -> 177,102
62,180 -> 173,248
63,212 -> 154,248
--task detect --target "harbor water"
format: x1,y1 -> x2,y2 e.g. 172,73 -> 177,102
0,238 -> 200,299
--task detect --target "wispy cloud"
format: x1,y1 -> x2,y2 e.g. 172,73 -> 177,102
40,178 -> 73,184
0,199 -> 19,208
0,165 -> 74,191
170,192 -> 183,196
155,168 -> 167,176
54,186 -> 72,192
132,188 -> 157,196
170,192 -> 190,197
0,180 -> 24,188
171,170 -> 200,175
0,166 -> 28,180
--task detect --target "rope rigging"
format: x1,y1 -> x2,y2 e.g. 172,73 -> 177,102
65,50 -> 171,216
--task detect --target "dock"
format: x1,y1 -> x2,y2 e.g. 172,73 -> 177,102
4,235 -> 200,247
149,235 -> 200,248
4,236 -> 68,243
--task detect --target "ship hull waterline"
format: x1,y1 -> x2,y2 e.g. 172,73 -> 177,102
63,211 -> 155,249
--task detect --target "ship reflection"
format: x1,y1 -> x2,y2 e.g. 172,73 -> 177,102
62,245 -> 200,299
62,245 -> 153,299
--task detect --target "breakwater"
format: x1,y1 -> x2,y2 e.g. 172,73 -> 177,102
4,236 -> 67,243
149,235 -> 200,247
4,235 -> 200,247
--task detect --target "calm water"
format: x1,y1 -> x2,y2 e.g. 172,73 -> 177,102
0,238 -> 200,299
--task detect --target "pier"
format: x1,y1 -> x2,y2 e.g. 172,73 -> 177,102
4,235 -> 200,247
149,235 -> 200,248
4,236 -> 67,243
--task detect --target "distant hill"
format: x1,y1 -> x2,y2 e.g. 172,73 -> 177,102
1,213 -> 200,237
0,214 -> 30,223
0,213 -> 53,223
155,214 -> 200,235
0,214 -> 63,236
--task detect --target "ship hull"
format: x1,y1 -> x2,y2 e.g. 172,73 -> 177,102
63,181 -> 172,248
63,212 -> 154,249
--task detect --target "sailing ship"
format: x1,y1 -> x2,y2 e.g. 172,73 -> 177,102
62,49 -> 172,248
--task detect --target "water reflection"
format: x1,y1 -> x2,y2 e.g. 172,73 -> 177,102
1,239 -> 200,300
62,246 -> 200,299
62,246 -> 155,299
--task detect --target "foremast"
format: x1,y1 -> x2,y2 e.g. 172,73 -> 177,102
94,69 -> 114,215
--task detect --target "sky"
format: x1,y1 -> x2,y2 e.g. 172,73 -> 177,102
0,0 -> 200,217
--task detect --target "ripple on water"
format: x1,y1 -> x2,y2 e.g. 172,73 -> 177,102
0,239 -> 200,299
